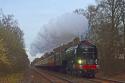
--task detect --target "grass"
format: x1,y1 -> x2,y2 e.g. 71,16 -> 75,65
0,73 -> 24,83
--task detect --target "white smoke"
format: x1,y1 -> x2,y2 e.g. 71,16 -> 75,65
31,13 -> 88,55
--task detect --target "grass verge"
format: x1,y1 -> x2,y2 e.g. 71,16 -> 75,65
0,73 -> 24,83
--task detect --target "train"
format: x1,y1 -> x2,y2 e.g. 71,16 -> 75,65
35,38 -> 98,77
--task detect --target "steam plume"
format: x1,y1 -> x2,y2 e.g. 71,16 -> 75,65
30,13 -> 88,56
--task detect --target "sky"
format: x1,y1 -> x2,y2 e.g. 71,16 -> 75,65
0,0 -> 95,61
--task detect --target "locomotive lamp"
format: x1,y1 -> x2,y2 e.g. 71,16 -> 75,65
78,59 -> 82,64
78,59 -> 86,64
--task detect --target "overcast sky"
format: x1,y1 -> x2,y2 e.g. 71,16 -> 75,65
0,0 -> 95,61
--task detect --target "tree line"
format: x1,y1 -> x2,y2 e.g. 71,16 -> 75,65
75,0 -> 125,75
0,11 -> 29,76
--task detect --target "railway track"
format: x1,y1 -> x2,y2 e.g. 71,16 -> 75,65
88,77 -> 125,83
33,67 -> 125,83
33,68 -> 74,83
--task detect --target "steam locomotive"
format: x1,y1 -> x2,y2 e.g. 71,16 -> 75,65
35,39 -> 98,77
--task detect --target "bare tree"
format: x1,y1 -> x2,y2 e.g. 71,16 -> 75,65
75,0 -> 125,74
